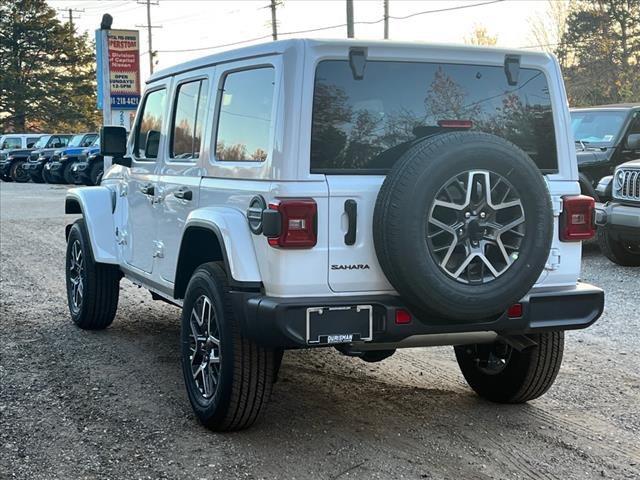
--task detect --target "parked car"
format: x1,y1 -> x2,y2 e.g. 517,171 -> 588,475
25,134 -> 74,183
595,159 -> 640,266
571,103 -> 640,200
45,133 -> 98,184
0,133 -> 57,182
70,136 -> 103,185
64,39 -> 603,432
0,133 -> 46,181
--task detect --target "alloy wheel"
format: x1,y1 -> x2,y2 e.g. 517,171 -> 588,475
427,169 -> 526,284
68,240 -> 84,313
189,295 -> 221,400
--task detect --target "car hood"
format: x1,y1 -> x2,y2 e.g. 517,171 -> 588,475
32,148 -> 58,156
4,148 -> 34,156
61,147 -> 86,155
576,148 -> 613,166
619,159 -> 640,169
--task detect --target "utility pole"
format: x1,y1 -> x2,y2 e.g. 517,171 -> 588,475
270,0 -> 278,40
136,0 -> 161,75
346,0 -> 354,38
58,8 -> 84,31
383,0 -> 389,39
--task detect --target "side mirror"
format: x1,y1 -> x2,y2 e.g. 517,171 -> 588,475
144,130 -> 160,158
100,126 -> 128,157
626,133 -> 640,150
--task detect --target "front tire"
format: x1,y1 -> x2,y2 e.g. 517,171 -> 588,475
10,161 -> 30,182
89,162 -> 103,186
597,229 -> 640,266
66,219 -> 120,330
181,262 -> 275,431
62,163 -> 75,184
454,332 -> 564,403
42,167 -> 55,184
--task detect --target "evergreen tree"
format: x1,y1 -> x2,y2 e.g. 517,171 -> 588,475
558,0 -> 640,106
0,0 -> 100,132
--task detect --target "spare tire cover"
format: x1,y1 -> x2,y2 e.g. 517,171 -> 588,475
373,131 -> 553,321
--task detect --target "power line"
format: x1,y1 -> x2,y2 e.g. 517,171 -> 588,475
155,0 -> 502,54
389,0 -> 504,20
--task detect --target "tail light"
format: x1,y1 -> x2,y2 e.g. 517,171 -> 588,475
560,195 -> 595,241
267,199 -> 317,248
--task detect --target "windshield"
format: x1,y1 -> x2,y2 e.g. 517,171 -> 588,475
571,110 -> 627,146
68,135 -> 85,147
33,136 -> 51,148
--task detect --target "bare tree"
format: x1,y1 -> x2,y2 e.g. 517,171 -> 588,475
464,24 -> 498,46
528,0 -> 574,62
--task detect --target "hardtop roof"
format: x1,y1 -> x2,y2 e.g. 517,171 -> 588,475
147,37 -> 553,84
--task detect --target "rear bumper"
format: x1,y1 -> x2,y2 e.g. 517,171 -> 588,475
235,282 -> 604,349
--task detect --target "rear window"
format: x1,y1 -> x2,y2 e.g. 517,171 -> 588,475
311,60 -> 558,173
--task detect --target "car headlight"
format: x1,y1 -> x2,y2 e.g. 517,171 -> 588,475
61,155 -> 69,160
7,156 -> 14,161
614,169 -> 625,189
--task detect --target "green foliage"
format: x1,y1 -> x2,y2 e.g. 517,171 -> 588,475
558,0 -> 640,106
0,0 -> 101,132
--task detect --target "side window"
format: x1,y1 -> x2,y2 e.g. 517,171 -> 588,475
27,137 -> 39,148
3,138 -> 22,149
170,79 -> 209,160
81,135 -> 97,147
134,88 -> 167,159
215,67 -> 274,161
48,136 -> 60,148
60,136 -> 70,147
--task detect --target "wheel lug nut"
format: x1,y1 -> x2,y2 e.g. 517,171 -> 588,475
480,212 -> 486,219
464,212 -> 471,218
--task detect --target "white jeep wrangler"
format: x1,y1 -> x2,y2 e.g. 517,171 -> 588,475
65,39 -> 604,431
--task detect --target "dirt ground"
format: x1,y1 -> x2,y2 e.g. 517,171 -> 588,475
1,182 -> 639,480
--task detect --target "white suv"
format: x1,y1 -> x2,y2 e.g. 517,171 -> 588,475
65,39 -> 604,431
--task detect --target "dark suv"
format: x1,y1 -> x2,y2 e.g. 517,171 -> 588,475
25,134 -> 74,183
1,134 -> 70,182
571,104 -> 640,200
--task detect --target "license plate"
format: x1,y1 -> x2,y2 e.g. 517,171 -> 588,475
306,305 -> 373,345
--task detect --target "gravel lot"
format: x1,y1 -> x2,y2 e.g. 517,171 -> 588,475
1,182 -> 639,480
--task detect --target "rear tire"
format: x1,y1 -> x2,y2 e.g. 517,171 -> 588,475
181,262 -> 275,431
10,161 -> 30,182
455,332 -> 564,403
66,219 -> 120,330
597,229 -> 640,266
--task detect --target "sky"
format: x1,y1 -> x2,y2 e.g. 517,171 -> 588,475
47,0 -> 554,82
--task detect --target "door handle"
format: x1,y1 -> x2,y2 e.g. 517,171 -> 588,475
344,199 -> 357,245
174,188 -> 193,201
140,183 -> 155,196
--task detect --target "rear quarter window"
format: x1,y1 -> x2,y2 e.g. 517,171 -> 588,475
311,60 -> 558,173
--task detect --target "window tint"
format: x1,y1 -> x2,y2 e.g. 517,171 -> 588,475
171,79 -> 209,160
216,67 -> 274,161
135,88 -> 167,159
2,138 -> 22,149
27,137 -> 40,148
311,60 -> 558,173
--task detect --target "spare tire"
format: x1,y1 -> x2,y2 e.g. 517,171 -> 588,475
373,131 -> 553,321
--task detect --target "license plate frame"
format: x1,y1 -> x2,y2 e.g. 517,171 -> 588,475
305,305 -> 373,345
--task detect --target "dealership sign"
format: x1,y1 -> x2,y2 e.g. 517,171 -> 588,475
96,28 -> 140,130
